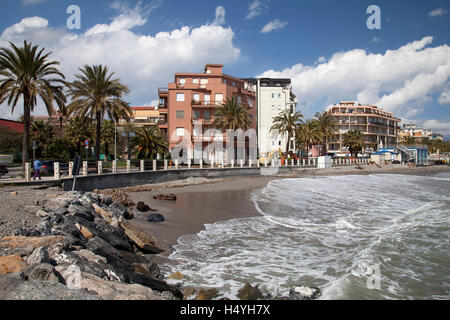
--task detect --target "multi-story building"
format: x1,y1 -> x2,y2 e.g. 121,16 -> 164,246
243,78 -> 297,158
400,123 -> 443,141
325,101 -> 401,155
158,64 -> 256,162
118,106 -> 165,129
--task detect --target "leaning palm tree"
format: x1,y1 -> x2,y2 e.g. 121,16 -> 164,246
132,126 -> 168,160
66,65 -> 132,161
314,112 -> 336,155
271,109 -> 304,157
31,120 -> 54,158
0,41 -> 66,168
296,119 -> 322,159
211,97 -> 252,130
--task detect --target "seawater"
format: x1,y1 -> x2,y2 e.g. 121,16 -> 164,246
167,173 -> 450,299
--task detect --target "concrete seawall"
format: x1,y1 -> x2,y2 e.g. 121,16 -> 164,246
61,167 -> 295,191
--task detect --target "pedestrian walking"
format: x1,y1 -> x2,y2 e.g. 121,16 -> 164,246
33,159 -> 42,180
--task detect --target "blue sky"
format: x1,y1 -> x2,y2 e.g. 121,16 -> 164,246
1,0 -> 449,137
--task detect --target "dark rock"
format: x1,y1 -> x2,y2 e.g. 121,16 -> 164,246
54,207 -> 69,216
116,250 -> 149,265
147,214 -> 165,223
73,211 -> 95,222
21,263 -> 65,284
101,196 -> 114,206
124,271 -> 183,299
60,221 -> 86,246
85,237 -> 134,273
27,247 -> 54,266
0,273 -> 100,300
49,214 -> 64,225
136,202 -> 151,212
289,286 -> 321,300
236,283 -> 264,300
153,194 -> 176,201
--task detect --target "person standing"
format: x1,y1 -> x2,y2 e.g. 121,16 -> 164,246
33,159 -> 42,180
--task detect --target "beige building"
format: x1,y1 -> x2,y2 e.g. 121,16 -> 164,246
119,106 -> 165,129
324,101 -> 401,154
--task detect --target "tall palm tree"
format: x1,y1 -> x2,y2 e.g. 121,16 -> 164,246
296,119 -> 322,159
67,64 -> 131,161
0,41 -> 66,168
132,126 -> 168,160
343,129 -> 364,157
314,112 -> 336,155
211,97 -> 252,130
400,135 -> 416,146
270,110 -> 304,157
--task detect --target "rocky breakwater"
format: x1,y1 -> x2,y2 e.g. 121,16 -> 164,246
0,191 -> 183,300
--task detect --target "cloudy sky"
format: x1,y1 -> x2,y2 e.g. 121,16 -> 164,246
0,0 -> 449,137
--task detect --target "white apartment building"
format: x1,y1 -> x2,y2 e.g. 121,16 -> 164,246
244,78 -> 298,158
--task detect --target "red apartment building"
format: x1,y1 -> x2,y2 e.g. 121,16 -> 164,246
158,64 -> 256,160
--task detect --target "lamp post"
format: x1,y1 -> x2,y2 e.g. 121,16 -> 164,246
114,119 -> 117,161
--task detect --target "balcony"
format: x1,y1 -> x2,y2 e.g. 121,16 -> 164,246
191,100 -> 222,107
158,88 -> 168,96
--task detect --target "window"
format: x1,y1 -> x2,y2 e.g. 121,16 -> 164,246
279,141 -> 281,146
215,94 -> 223,104
193,93 -> 200,102
200,79 -> 208,85
176,93 -> 185,102
290,105 -> 294,114
237,96 -> 242,104
204,110 -> 211,120
176,110 -> 184,119
278,93 -> 281,99
204,94 -> 210,104
193,78 -> 199,84
223,79 -> 227,84
272,93 -> 275,99
248,98 -> 253,107
176,128 -> 185,137
179,78 -> 186,85
193,110 -> 200,119
232,81 -> 236,86
249,115 -> 253,122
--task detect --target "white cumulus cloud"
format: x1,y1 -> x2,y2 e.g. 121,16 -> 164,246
246,0 -> 264,20
213,6 -> 226,26
0,3 -> 240,119
257,36 -> 450,120
260,19 -> 287,33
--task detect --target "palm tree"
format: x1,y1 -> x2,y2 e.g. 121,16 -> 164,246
400,135 -> 416,146
31,120 -> 54,158
63,117 -> 94,155
343,129 -> 364,157
66,64 -> 131,161
98,120 -> 115,160
270,110 -> 304,157
314,112 -> 336,156
296,119 -> 322,159
211,97 -> 252,130
0,41 -> 66,168
132,126 -> 168,160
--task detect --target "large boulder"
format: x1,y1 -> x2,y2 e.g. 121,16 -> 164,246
0,254 -> 28,275
153,194 -> 176,201
0,273 -> 100,300
26,246 -> 54,266
119,221 -> 164,254
147,214 -> 165,223
0,236 -> 69,251
21,263 -> 65,284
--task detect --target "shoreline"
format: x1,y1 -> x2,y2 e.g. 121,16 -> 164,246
124,165 -> 450,260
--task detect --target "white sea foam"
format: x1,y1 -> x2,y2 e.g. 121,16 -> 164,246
166,173 -> 450,300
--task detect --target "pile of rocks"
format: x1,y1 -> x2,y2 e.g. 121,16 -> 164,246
0,191 -> 182,300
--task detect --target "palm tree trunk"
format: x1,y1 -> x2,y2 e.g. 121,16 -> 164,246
285,132 -> 291,158
22,95 -> 31,172
95,111 -> 101,161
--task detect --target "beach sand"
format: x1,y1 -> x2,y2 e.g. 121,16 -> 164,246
125,164 -> 450,261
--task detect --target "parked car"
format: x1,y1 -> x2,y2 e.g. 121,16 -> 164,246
40,161 -> 69,175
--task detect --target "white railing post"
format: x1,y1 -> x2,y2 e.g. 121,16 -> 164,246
240,159 -> 244,168
126,160 -> 131,173
264,158 -> 267,167
164,160 -> 168,171
82,161 -> 88,176
140,160 -> 145,172
112,160 -> 117,174
257,160 -> 260,168
231,159 -> 234,168
54,162 -> 60,180
199,159 -> 203,169
25,162 -> 31,182
249,159 -> 252,168
153,160 -> 156,171
187,158 -> 191,169
97,161 -> 103,175
68,162 -> 73,178
175,159 -> 179,170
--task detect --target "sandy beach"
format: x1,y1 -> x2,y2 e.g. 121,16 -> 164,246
124,164 -> 450,259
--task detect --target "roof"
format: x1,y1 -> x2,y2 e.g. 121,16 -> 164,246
243,78 -> 292,86
131,106 -> 156,110
0,118 -> 24,134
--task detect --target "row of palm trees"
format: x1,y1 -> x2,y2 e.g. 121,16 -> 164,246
0,41 -> 132,169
